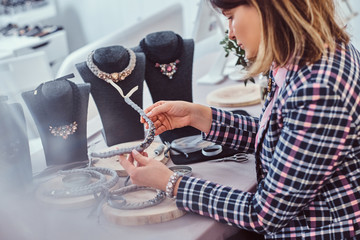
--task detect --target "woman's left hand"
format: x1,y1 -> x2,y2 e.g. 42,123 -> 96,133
119,149 -> 173,191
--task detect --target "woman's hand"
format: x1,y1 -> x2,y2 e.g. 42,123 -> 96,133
141,100 -> 213,135
141,100 -> 192,135
119,149 -> 173,191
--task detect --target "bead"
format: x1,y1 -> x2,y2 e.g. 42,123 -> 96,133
165,172 -> 182,199
111,72 -> 119,80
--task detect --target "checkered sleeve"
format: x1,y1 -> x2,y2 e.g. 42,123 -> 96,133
177,82 -> 352,235
202,107 -> 259,153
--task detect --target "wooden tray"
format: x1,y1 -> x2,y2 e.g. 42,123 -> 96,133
35,174 -> 121,209
103,188 -> 185,226
206,83 -> 261,107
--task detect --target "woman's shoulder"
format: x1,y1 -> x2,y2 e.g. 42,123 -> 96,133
289,42 -> 359,83
284,42 -> 360,114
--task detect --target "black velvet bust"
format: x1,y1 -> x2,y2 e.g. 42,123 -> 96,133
22,75 -> 90,166
0,96 -> 32,192
134,31 -> 200,143
76,46 -> 146,147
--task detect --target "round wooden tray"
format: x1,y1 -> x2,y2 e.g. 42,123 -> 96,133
103,188 -> 185,226
206,83 -> 261,107
35,174 -> 121,209
92,141 -> 168,177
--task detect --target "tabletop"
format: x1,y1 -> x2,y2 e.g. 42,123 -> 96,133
1,49 -> 262,240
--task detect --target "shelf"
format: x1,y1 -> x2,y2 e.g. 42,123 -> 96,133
0,1 -> 56,26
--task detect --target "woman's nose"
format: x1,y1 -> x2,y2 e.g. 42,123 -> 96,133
227,23 -> 236,40
228,29 -> 236,40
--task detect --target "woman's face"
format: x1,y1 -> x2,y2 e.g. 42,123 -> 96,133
223,4 -> 261,59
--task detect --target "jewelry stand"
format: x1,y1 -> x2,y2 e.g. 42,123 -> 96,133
134,31 -> 200,143
22,75 -> 90,166
76,46 -> 145,147
0,96 -> 32,192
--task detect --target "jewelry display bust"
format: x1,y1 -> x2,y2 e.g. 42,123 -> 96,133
76,46 -> 146,147
0,96 -> 32,192
22,75 -> 90,166
134,31 -> 200,143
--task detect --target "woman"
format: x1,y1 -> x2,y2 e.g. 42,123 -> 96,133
120,0 -> 360,239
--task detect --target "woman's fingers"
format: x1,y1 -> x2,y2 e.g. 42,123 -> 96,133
131,149 -> 150,166
155,125 -> 167,136
144,101 -> 165,115
119,154 -> 136,173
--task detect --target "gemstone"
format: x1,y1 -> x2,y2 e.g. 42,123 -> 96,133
111,73 -> 119,80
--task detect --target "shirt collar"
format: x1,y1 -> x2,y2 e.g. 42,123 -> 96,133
274,67 -> 287,88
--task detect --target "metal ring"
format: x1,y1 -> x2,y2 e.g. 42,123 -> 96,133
201,145 -> 222,156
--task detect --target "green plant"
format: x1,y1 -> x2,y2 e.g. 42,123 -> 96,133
219,30 -> 255,86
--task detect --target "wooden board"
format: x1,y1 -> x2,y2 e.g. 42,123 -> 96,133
93,141 -> 168,177
35,174 -> 121,209
206,83 -> 261,107
103,188 -> 186,226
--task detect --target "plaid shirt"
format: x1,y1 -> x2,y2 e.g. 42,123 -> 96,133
176,43 -> 360,239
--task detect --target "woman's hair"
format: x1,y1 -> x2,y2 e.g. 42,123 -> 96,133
210,0 -> 350,76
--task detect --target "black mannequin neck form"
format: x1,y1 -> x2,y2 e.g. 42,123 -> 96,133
39,80 -> 75,124
141,31 -> 182,64
92,46 -> 130,73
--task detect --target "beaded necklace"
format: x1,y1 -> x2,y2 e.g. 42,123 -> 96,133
140,34 -> 183,79
86,49 -> 156,158
86,47 -> 136,83
107,185 -> 166,210
33,75 -> 79,140
46,167 -> 119,198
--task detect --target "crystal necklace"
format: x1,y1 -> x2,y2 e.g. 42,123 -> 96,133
86,47 -> 136,83
140,34 -> 183,79
33,75 -> 79,140
86,50 -> 156,158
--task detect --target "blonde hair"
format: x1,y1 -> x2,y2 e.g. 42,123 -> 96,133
251,0 -> 350,75
210,0 -> 350,76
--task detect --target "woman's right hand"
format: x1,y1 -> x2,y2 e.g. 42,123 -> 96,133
141,100 -> 212,136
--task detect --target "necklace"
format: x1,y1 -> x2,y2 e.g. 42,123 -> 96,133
86,47 -> 136,83
107,185 -> 165,210
140,34 -> 183,79
86,51 -> 156,158
34,76 -> 79,140
268,77 -> 273,93
46,167 -> 119,198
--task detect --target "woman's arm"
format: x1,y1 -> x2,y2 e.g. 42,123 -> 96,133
176,82 -> 352,235
203,107 -> 259,153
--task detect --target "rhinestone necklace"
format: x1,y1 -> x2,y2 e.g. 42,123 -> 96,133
86,50 -> 156,158
140,34 -> 183,79
86,47 -> 136,83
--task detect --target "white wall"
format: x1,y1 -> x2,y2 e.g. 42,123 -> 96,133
45,0 -> 360,53
344,0 -> 360,49
45,0 -> 200,52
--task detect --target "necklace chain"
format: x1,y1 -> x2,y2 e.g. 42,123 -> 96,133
86,47 -> 136,83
